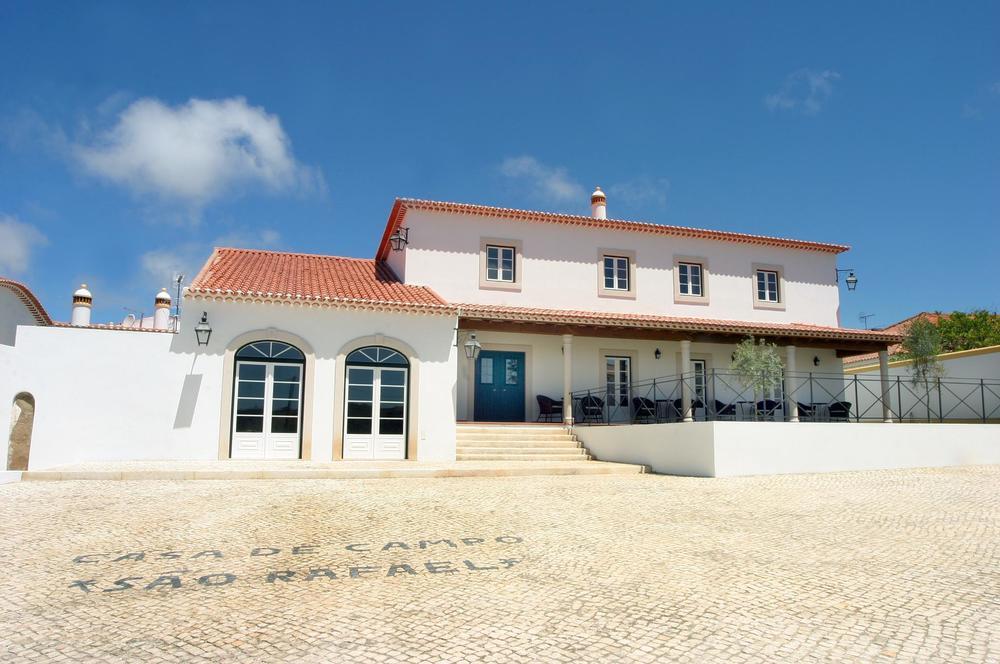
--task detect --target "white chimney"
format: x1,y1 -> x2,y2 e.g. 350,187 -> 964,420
153,288 -> 172,330
591,186 -> 607,219
71,284 -> 93,326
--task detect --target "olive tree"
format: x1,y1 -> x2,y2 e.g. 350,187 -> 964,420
730,336 -> 784,419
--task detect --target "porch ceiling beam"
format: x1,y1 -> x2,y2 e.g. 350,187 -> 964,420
457,318 -> 890,355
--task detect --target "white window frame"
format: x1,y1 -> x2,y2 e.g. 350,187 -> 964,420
486,245 -> 515,283
673,255 -> 710,305
479,237 -> 522,292
751,263 -> 786,311
598,249 -> 636,299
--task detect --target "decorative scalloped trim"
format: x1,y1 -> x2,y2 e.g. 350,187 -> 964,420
0,278 -> 53,325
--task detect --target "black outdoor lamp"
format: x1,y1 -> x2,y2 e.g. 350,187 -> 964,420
388,226 -> 409,251
835,268 -> 858,291
654,348 -> 662,360
194,311 -> 212,346
463,332 -> 481,360
813,356 -> 821,367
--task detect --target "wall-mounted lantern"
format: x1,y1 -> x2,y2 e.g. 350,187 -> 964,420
389,227 -> 410,251
654,348 -> 662,360
463,332 -> 481,360
813,356 -> 821,367
835,268 -> 858,291
194,312 -> 213,346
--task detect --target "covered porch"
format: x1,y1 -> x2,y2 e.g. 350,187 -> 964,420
455,305 -> 901,425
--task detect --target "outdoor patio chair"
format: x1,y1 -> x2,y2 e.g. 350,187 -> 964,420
578,395 -> 605,423
828,401 -> 852,422
756,399 -> 781,420
671,398 -> 705,421
631,397 -> 657,423
796,401 -> 816,421
535,395 -> 564,422
712,400 -> 737,420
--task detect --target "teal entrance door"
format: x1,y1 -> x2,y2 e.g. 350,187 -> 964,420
474,351 -> 526,421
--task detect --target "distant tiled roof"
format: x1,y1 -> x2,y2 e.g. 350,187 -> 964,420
843,312 -> 946,366
188,248 -> 454,313
457,303 -> 901,345
0,277 -> 52,325
377,198 -> 851,260
51,321 -> 175,334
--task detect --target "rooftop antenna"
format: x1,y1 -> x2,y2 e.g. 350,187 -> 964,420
173,273 -> 184,319
858,312 -> 875,330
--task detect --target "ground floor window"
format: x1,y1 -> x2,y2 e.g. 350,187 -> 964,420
343,346 -> 408,460
231,341 -> 304,460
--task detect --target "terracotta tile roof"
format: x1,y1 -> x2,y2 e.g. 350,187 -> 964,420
842,312 -> 946,365
51,321 -> 175,333
456,303 -> 902,345
0,277 -> 52,325
377,198 -> 850,260
188,248 -> 454,313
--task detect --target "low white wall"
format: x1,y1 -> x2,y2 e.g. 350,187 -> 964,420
574,421 -> 1000,477
0,471 -> 21,484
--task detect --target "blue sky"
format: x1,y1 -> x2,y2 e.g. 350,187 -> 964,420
0,1 -> 997,328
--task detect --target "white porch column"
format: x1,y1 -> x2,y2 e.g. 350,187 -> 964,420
562,334 -> 574,425
785,345 -> 799,422
680,339 -> 693,422
879,349 -> 893,423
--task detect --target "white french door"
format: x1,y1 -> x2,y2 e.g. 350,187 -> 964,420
605,356 -> 631,422
231,361 -> 302,460
344,366 -> 407,460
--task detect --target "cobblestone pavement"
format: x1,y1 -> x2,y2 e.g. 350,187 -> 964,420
1,467 -> 998,662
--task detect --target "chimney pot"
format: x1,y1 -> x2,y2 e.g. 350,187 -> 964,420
591,186 -> 607,220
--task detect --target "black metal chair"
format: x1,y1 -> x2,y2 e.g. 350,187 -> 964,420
828,401 -> 852,422
535,395 -> 563,423
712,400 -> 737,421
671,398 -> 705,421
631,397 -> 656,423
579,395 -> 605,423
796,401 -> 816,421
756,399 -> 781,420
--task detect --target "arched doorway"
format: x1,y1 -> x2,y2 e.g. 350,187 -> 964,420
344,346 -> 409,460
7,392 -> 35,471
231,340 -> 305,460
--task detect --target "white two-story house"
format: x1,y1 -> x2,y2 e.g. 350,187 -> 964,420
1,189 -> 899,470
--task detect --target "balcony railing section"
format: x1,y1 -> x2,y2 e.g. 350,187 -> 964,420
569,370 -> 1000,425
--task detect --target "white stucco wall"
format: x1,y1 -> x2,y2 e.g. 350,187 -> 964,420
0,288 -> 41,347
845,348 -> 1000,422
576,421 -> 1000,477
0,301 -> 459,469
456,329 -> 841,421
398,209 -> 842,326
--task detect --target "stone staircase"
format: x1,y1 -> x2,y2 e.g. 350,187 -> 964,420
456,423 -> 592,462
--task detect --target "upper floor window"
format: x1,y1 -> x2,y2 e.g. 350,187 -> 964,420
756,269 -> 780,302
479,238 -> 522,292
603,256 -> 630,291
678,262 -> 703,296
486,245 -> 515,282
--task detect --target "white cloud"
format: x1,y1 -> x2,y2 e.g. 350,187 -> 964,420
499,156 -> 586,204
765,69 -> 841,115
73,97 -> 323,206
609,177 -> 670,209
0,214 -> 47,275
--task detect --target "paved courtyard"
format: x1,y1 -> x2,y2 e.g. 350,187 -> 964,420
1,467 -> 998,662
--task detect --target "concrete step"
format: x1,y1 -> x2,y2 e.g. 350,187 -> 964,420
456,439 -> 582,449
456,433 -> 577,442
456,446 -> 586,455
456,453 -> 592,462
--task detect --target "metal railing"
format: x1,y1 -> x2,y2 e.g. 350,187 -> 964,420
568,370 -> 1000,425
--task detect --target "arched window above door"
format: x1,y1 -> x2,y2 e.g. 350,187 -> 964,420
346,346 -> 408,366
236,340 -> 304,362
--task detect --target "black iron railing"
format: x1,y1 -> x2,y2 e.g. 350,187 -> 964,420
568,370 -> 1000,425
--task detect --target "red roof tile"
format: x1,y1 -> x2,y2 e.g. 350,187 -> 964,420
842,312 -> 946,365
188,248 -> 453,312
377,198 -> 850,260
0,277 -> 52,325
456,303 -> 901,345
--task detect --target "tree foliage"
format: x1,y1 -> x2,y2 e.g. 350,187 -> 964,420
901,317 -> 944,387
935,310 -> 1000,353
730,336 -> 784,416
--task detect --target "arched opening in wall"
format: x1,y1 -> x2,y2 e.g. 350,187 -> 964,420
7,392 -> 35,471
231,340 -> 305,460
344,346 -> 409,460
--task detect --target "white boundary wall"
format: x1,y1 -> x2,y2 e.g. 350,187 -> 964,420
575,422 -> 1000,477
0,300 -> 459,469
